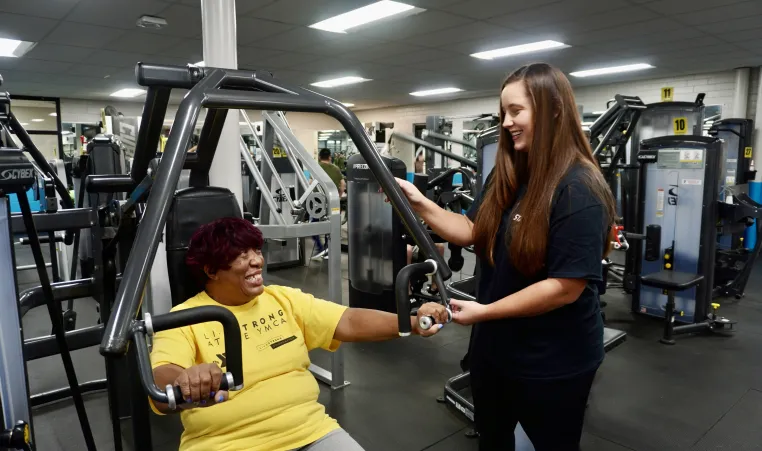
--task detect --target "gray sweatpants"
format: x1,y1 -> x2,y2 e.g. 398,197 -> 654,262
295,429 -> 365,451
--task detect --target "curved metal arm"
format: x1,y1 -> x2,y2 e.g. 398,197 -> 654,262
133,306 -> 244,408
101,64 -> 449,356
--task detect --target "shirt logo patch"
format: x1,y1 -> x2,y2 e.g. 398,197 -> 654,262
513,214 -> 522,222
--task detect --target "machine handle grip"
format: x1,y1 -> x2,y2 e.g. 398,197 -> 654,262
419,308 -> 453,330
136,62 -> 206,89
167,372 -> 234,410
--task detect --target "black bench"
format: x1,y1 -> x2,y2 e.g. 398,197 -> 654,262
640,271 -> 735,344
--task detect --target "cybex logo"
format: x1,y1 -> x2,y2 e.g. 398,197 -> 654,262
513,214 -> 522,222
0,168 -> 33,180
639,154 -> 656,160
353,164 -> 369,170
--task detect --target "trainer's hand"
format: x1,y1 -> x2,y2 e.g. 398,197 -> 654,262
175,363 -> 228,408
449,299 -> 489,326
383,177 -> 431,214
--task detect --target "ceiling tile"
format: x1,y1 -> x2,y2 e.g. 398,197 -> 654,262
566,19 -> 699,47
66,64 -> 126,79
236,17 -> 297,45
445,30 -> 546,55
11,59 -> 74,74
256,51 -> 323,69
735,39 -> 762,54
342,42 -> 429,62
405,56 -> 480,74
0,12 -> 59,42
235,0 -> 279,15
88,50 -> 147,68
164,39 -> 203,60
0,0 -> 80,20
297,35 -> 379,56
44,22 -> 128,49
256,27 -> 340,52
439,0 -> 559,20
409,22 -> 513,48
352,11 -> 474,41
151,4 -> 203,38
64,0 -> 173,29
374,48 -> 463,66
103,31 -> 183,54
716,28 -> 762,42
488,0 -> 628,30
346,62 -> 414,80
24,44 -> 97,63
709,15 -> 762,34
643,0 -> 748,15
403,0 -> 468,9
678,0 -> 762,26
249,0 -> 371,25
236,46 -> 283,65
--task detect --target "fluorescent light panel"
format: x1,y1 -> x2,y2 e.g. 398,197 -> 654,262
570,63 -> 654,78
194,61 -> 205,66
410,87 -> 462,97
110,88 -> 147,98
342,103 -> 355,107
311,76 -> 369,88
0,38 -> 36,58
310,1 -> 415,33
49,112 -> 57,117
31,119 -> 44,122
471,40 -> 567,60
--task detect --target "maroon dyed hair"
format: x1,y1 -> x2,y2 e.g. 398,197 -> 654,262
185,217 -> 264,281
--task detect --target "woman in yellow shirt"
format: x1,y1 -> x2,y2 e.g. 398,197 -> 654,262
150,217 -> 447,451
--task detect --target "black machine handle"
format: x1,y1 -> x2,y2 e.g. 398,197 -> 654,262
427,167 -> 475,192
626,224 -> 662,261
102,63 -> 450,356
134,306 -> 243,411
395,259 -> 451,336
136,62 -> 207,89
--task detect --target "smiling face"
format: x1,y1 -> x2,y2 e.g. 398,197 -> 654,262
501,80 -> 534,152
206,248 -> 265,305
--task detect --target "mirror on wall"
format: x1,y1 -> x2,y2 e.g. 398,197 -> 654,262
8,98 -> 63,161
318,130 -> 350,172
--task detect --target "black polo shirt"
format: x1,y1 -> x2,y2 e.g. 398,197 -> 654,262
467,165 -> 606,379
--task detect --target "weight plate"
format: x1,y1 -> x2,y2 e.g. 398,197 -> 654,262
306,192 -> 327,220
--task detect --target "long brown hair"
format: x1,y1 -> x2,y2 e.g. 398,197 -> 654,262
472,63 -> 617,276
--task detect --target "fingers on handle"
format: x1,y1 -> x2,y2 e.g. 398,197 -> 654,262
176,373 -> 191,403
213,390 -> 229,404
188,369 -> 201,403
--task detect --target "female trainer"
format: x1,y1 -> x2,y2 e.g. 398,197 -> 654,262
395,62 -> 617,450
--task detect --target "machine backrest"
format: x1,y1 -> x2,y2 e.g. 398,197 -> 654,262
166,187 -> 242,307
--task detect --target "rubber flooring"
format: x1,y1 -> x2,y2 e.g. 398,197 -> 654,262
18,243 -> 762,451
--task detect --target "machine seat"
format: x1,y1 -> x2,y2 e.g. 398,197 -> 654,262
640,271 -> 703,292
166,187 -> 242,307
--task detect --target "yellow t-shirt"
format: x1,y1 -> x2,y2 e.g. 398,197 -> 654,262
149,285 -> 349,451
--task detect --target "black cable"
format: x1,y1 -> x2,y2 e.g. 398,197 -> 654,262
17,194 -> 97,451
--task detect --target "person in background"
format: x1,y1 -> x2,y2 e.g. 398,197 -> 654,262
312,148 -> 345,260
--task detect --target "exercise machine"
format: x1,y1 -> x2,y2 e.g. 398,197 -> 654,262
91,62 -> 449,451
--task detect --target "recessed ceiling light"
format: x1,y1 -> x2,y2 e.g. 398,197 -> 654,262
410,87 -> 463,97
311,76 -> 370,88
342,103 -> 355,107
570,63 -> 654,78
470,40 -> 568,60
110,88 -> 147,98
136,15 -> 167,30
31,119 -> 44,122
310,1 -> 418,33
20,122 -> 28,126
0,38 -> 36,58
49,112 -> 57,117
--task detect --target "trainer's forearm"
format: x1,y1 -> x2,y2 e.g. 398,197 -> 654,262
419,200 -> 474,247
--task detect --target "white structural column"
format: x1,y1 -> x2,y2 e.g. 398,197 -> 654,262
732,67 -> 750,118
754,67 -> 762,176
201,0 -> 243,211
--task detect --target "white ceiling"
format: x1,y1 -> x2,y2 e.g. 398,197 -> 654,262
0,0 -> 760,110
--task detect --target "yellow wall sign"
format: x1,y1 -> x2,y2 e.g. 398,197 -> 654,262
744,146 -> 753,158
673,117 -> 688,135
662,87 -> 674,102
273,147 -> 285,158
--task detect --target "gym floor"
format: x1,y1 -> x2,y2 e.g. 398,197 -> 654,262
19,242 -> 762,451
